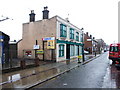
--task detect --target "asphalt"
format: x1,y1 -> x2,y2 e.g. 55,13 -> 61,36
1,54 -> 101,89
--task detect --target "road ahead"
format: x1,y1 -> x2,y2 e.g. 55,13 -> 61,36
32,52 -> 118,88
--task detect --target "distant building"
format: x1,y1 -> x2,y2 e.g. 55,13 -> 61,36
96,39 -> 106,53
0,31 -> 10,64
84,32 -> 92,54
84,32 -> 98,54
18,7 -> 83,62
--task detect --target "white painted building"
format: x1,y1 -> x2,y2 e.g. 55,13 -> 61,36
56,16 -> 83,61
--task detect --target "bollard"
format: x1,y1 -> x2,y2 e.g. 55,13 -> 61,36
78,58 -> 81,63
34,57 -> 40,66
20,59 -> 26,69
66,59 -> 70,65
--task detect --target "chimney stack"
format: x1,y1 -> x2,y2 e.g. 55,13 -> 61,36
90,35 -> 92,38
29,10 -> 36,22
86,32 -> 88,35
42,6 -> 49,19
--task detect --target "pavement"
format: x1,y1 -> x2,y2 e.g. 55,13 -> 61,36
1,54 -> 101,89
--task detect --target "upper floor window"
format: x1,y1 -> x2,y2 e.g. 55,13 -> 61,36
70,28 -> 74,39
60,24 -> 67,37
76,32 -> 79,41
80,33 -> 83,42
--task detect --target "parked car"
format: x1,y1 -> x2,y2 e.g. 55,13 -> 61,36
109,43 -> 120,70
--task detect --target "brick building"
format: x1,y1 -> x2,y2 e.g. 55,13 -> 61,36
84,32 -> 92,54
84,32 -> 98,54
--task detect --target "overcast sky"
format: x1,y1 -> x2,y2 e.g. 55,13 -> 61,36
0,0 -> 119,45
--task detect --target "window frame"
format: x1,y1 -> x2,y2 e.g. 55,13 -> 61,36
76,32 -> 79,41
60,24 -> 67,37
70,28 -> 74,39
59,44 -> 64,57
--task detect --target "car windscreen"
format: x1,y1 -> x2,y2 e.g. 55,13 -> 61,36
109,46 -> 118,52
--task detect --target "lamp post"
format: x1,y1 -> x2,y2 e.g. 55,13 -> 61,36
81,28 -> 85,62
78,28 -> 85,63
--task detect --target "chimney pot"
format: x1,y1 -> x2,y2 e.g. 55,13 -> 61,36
86,32 -> 88,35
29,10 -> 36,22
42,6 -> 49,19
90,35 -> 92,38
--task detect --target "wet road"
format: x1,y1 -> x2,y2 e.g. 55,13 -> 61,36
32,52 -> 118,88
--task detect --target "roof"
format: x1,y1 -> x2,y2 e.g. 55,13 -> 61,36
23,15 -> 82,31
110,43 -> 120,46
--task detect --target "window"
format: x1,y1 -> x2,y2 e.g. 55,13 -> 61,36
76,32 -> 79,41
59,44 -> 64,57
60,24 -> 67,37
70,28 -> 74,39
70,45 -> 75,56
109,46 -> 118,52
80,34 -> 83,42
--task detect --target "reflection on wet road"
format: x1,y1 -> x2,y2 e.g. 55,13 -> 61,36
103,62 -> 120,88
110,64 -> 120,88
2,67 -> 59,88
1,59 -> 78,88
32,52 -> 120,88
2,52 -> 120,89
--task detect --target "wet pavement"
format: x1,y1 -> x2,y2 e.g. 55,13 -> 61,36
1,54 -> 99,89
31,52 -> 120,89
32,52 -> 108,88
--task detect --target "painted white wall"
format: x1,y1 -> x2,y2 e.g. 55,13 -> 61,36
56,16 -> 83,62
56,16 -> 83,41
56,43 -> 66,62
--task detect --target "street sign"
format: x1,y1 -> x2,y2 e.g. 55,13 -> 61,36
78,55 -> 82,59
33,45 -> 40,49
36,50 -> 44,54
47,40 -> 55,49
42,37 -> 55,41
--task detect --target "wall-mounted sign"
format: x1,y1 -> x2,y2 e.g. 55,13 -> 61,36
25,51 -> 32,57
36,50 -> 44,54
42,37 -> 55,41
33,45 -> 40,49
47,40 -> 55,49
87,39 -> 92,41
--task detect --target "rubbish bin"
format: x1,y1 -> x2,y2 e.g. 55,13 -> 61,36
20,60 -> 26,69
66,59 -> 70,65
34,57 -> 40,66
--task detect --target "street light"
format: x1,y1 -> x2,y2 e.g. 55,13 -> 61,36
78,28 -> 85,63
81,28 -> 85,62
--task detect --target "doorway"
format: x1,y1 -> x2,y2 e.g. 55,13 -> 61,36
66,44 -> 70,59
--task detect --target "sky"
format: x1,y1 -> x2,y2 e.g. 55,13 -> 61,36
0,0 -> 119,45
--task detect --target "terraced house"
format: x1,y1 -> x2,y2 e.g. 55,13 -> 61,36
18,7 -> 84,62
